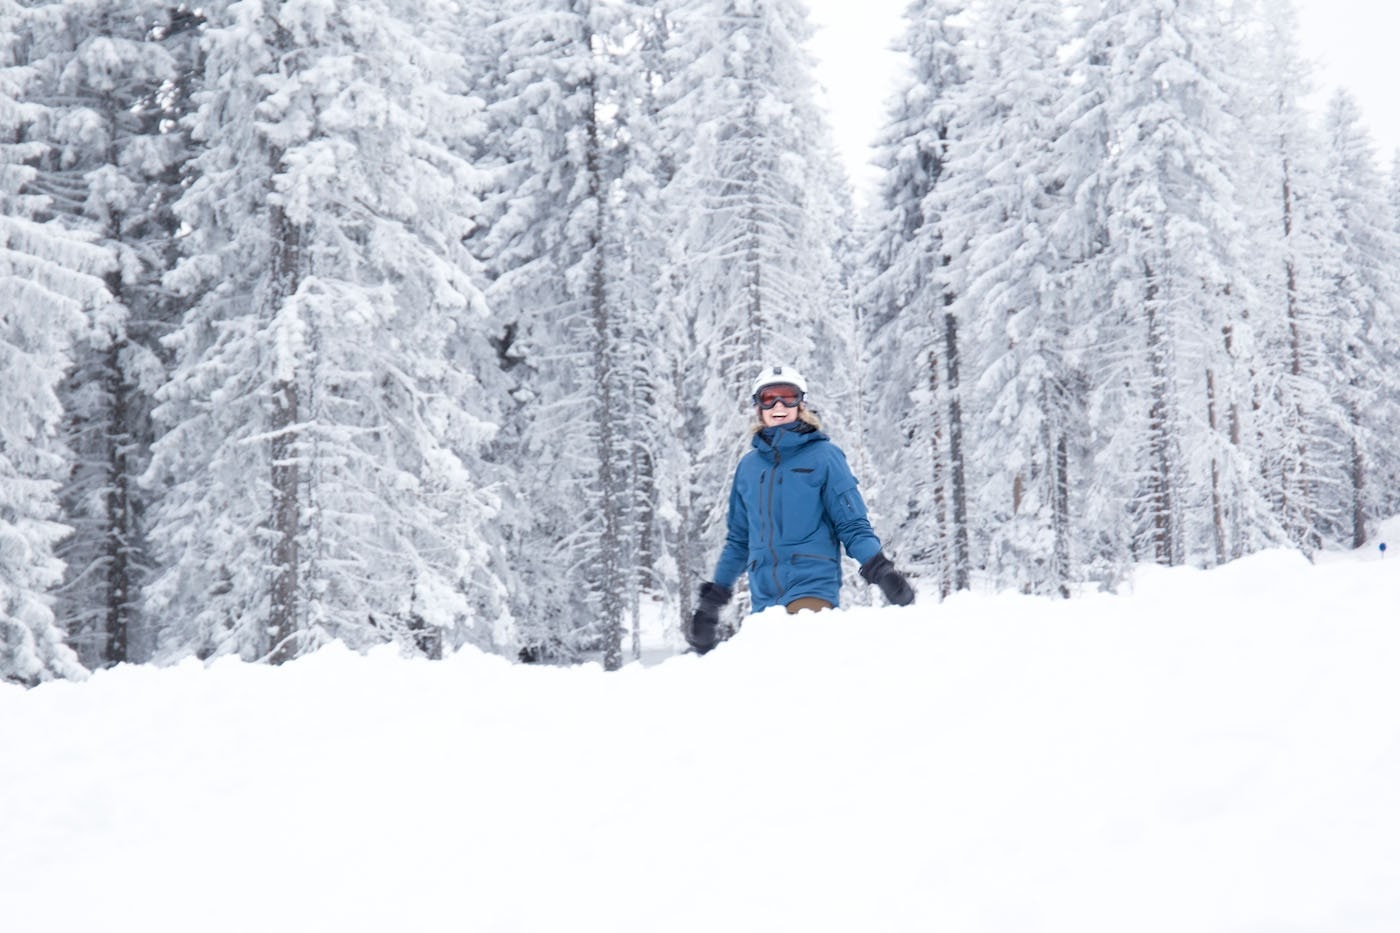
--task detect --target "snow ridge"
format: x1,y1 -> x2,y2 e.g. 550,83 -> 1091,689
3,544 -> 1399,932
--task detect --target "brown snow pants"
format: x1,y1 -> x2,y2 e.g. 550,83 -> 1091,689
785,597 -> 833,614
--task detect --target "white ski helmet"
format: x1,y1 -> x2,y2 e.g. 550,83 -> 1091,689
750,364 -> 808,402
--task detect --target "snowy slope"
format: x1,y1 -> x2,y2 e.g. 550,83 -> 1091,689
3,536 -> 1399,933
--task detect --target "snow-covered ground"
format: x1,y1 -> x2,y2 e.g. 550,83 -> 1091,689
4,525 -> 1400,933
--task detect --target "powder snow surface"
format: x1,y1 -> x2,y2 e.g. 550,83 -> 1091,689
4,532 -> 1400,932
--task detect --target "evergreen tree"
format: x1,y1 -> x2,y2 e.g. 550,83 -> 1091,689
606,0 -> 688,656
1070,0 -> 1264,570
471,0 -> 633,667
19,0 -> 201,667
1054,0 -> 1123,584
935,0 -> 1074,595
858,0 -> 967,596
1318,91 -> 1400,547
1229,0 -> 1338,556
1390,150 -> 1400,236
0,0 -> 110,684
145,0 -> 506,663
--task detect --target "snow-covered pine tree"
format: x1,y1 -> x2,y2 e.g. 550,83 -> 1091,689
1071,0 -> 1266,571
145,0 -> 508,663
580,3 -> 625,670
476,0 -> 672,669
1318,91 -> 1400,547
606,0 -> 688,656
19,0 -> 199,667
934,0 -> 1074,596
476,1 -> 590,661
1386,150 -> 1400,523
1054,0 -> 1124,585
858,0 -> 967,597
1228,0 -> 1340,556
658,0 -> 854,612
0,1 -> 111,684
1391,150 -> 1400,237
626,0 -> 718,635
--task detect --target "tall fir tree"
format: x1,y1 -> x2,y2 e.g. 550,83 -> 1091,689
1228,0 -> 1341,556
145,0 -> 507,663
1390,150 -> 1400,237
858,0 -> 967,596
605,0 -> 688,656
0,0 -> 110,684
1054,0 -> 1124,584
935,0 -> 1075,596
19,0 -> 201,667
1318,91 -> 1400,547
474,0 -> 658,667
1069,0 -> 1265,570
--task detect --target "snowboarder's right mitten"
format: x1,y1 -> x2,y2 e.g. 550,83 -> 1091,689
860,552 -> 915,606
686,582 -> 732,654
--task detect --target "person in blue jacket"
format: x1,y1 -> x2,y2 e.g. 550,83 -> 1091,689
685,365 -> 915,654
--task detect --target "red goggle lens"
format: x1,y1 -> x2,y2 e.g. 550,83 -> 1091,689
756,389 -> 802,410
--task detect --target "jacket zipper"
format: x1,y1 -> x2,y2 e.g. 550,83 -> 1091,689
766,446 -> 784,597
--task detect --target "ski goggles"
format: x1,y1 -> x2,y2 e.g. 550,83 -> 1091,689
754,387 -> 804,410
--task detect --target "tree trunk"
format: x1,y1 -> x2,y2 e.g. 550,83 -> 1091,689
266,187 -> 302,665
943,288 -> 970,591
1206,368 -> 1227,565
1144,272 -> 1178,566
99,73 -> 133,666
927,349 -> 951,599
1350,405 -> 1366,549
103,335 -> 131,665
581,9 -> 623,671
1052,430 -> 1070,598
1280,153 -> 1313,549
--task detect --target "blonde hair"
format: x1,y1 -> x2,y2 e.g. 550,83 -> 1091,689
750,404 -> 823,435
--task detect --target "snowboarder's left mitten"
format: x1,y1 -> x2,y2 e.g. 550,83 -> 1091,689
686,582 -> 732,654
860,552 -> 915,606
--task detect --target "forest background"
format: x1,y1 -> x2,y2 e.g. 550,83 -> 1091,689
806,0 -> 1400,202
3,0 -> 1399,685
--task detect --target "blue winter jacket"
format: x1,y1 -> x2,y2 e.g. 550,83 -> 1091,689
713,422 -> 883,612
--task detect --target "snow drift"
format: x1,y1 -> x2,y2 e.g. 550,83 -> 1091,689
3,536 -> 1399,933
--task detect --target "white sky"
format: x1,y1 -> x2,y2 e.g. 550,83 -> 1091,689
805,0 -> 1400,203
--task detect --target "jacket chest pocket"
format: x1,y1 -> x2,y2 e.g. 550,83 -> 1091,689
778,467 -> 824,541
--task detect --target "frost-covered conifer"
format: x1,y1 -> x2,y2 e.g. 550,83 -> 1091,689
470,0 -> 633,667
935,0 -> 1074,595
1226,0 -> 1341,556
145,0 -> 508,663
1390,151 -> 1400,236
605,1 -> 689,655
1318,92 -> 1400,546
858,0 -> 967,596
0,1 -> 110,684
1069,0 -> 1263,570
19,0 -> 198,667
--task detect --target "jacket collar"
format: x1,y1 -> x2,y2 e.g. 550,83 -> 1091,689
753,421 -> 825,459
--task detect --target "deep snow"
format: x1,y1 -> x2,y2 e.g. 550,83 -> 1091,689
4,527 -> 1399,933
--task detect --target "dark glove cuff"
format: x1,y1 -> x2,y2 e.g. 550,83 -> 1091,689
859,552 -> 893,584
698,581 -> 733,607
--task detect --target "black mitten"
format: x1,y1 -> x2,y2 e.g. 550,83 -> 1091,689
860,552 -> 915,606
686,582 -> 732,654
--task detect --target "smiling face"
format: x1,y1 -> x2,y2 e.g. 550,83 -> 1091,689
755,383 -> 804,428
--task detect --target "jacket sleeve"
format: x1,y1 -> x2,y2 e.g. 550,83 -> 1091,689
712,471 -> 750,589
821,448 -> 882,566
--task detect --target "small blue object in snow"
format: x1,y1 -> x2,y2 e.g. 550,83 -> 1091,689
1380,542 -> 1388,557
